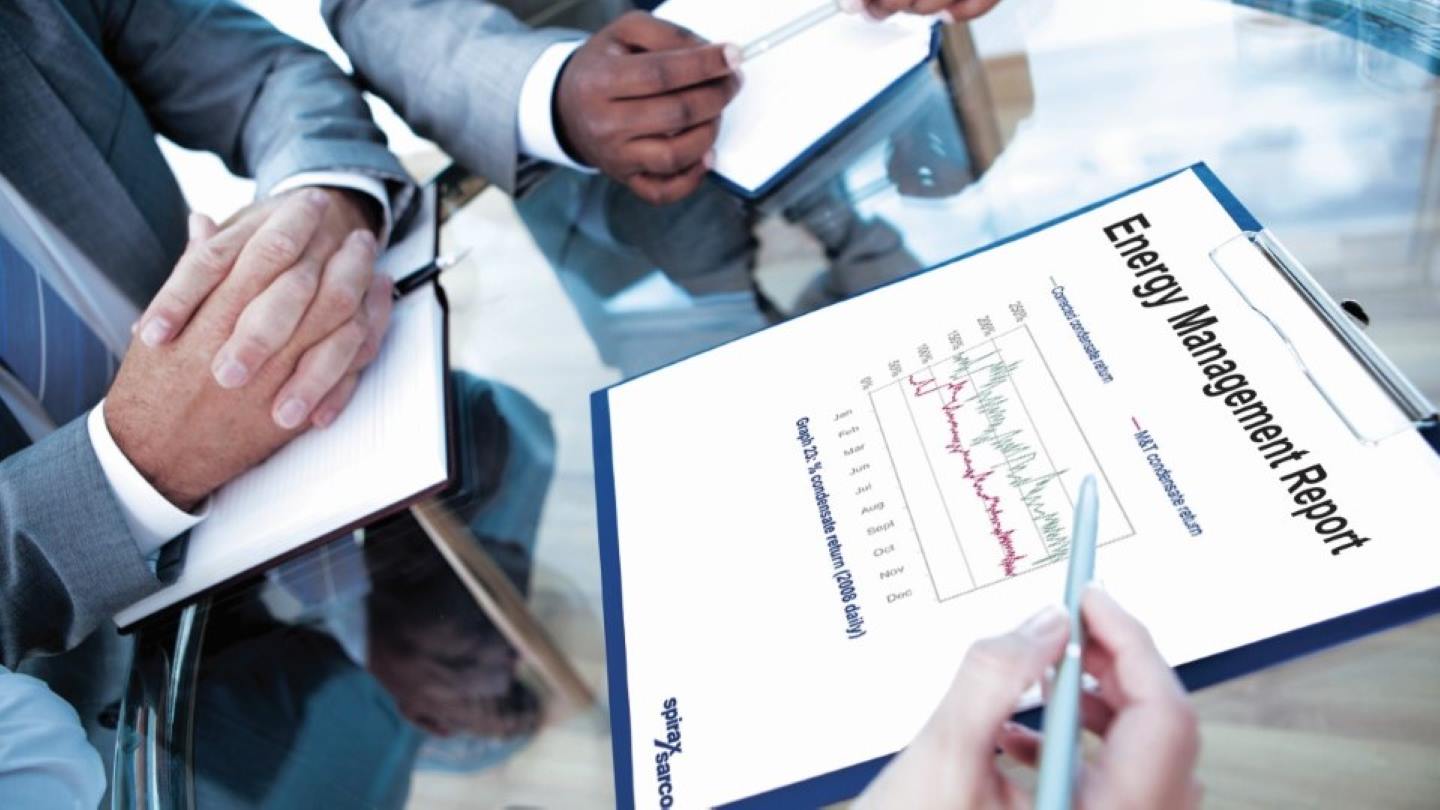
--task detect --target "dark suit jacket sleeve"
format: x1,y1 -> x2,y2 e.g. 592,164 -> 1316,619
323,0 -> 582,194
0,420 -> 160,668
90,0 -> 413,197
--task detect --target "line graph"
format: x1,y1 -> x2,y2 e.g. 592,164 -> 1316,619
869,325 -> 1134,601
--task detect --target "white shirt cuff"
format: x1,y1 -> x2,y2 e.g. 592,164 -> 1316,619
517,41 -> 596,173
88,403 -> 208,558
270,172 -> 395,246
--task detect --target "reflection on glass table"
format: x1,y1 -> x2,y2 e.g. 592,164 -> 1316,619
115,375 -> 602,808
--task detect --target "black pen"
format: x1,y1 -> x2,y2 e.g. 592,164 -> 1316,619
392,249 -> 471,300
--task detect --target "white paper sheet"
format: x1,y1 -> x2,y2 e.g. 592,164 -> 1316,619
655,0 -> 935,194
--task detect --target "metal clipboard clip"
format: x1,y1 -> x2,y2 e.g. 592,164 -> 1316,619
1209,230 -> 1438,447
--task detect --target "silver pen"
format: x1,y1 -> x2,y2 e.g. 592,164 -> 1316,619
1034,474 -> 1100,810
740,0 -> 849,61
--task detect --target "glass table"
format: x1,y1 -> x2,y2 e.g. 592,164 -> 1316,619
114,1 -> 1440,807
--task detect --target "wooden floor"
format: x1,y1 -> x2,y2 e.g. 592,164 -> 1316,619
404,188 -> 1440,809
1189,614 -> 1440,809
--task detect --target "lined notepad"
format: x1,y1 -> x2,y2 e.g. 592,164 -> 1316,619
655,0 -> 936,196
115,188 -> 449,628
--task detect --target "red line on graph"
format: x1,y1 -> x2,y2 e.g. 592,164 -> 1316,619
908,375 -> 942,398
938,383 -> 968,455
908,374 -> 1026,576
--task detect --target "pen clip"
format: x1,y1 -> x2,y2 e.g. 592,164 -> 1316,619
1209,231 -> 1436,445
393,248 -> 471,300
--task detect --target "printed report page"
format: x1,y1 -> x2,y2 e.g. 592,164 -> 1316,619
599,167 -> 1440,808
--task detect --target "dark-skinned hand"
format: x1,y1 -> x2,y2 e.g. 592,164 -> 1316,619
554,11 -> 742,206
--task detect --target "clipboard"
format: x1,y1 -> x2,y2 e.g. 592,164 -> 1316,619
714,25 -> 945,202
591,162 -> 1440,809
1155,165 -> 1440,693
118,182 -> 456,632
1208,229 -> 1437,443
650,0 -> 945,202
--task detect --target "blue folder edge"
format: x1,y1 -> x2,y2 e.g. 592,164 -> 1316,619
590,162 -> 1440,809
591,390 -> 635,810
714,24 -> 944,202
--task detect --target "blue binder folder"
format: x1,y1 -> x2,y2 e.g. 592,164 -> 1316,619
591,163 -> 1440,809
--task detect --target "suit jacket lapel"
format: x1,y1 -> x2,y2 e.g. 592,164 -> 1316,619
0,13 -> 174,307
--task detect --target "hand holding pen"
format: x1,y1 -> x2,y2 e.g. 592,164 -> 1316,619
854,481 -> 1201,810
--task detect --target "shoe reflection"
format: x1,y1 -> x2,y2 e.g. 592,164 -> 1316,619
363,531 -> 540,741
180,376 -> 554,808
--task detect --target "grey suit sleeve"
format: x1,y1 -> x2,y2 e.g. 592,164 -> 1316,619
0,421 -> 160,668
323,0 -> 583,194
92,0 -> 413,198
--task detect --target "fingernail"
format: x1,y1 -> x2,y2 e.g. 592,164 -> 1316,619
186,213 -> 206,243
733,68 -> 745,88
939,10 -> 956,25
703,150 -> 717,170
305,188 -> 331,210
723,44 -> 743,70
312,408 -> 338,429
837,0 -> 864,12
213,358 -> 249,389
275,398 -> 308,430
1020,605 -> 1068,640
130,320 -> 139,336
139,317 -> 172,347
352,229 -> 377,254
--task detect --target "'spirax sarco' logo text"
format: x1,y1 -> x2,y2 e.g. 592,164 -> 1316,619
654,697 -> 683,807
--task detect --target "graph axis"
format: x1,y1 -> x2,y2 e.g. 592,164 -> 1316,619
866,324 -> 1137,604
